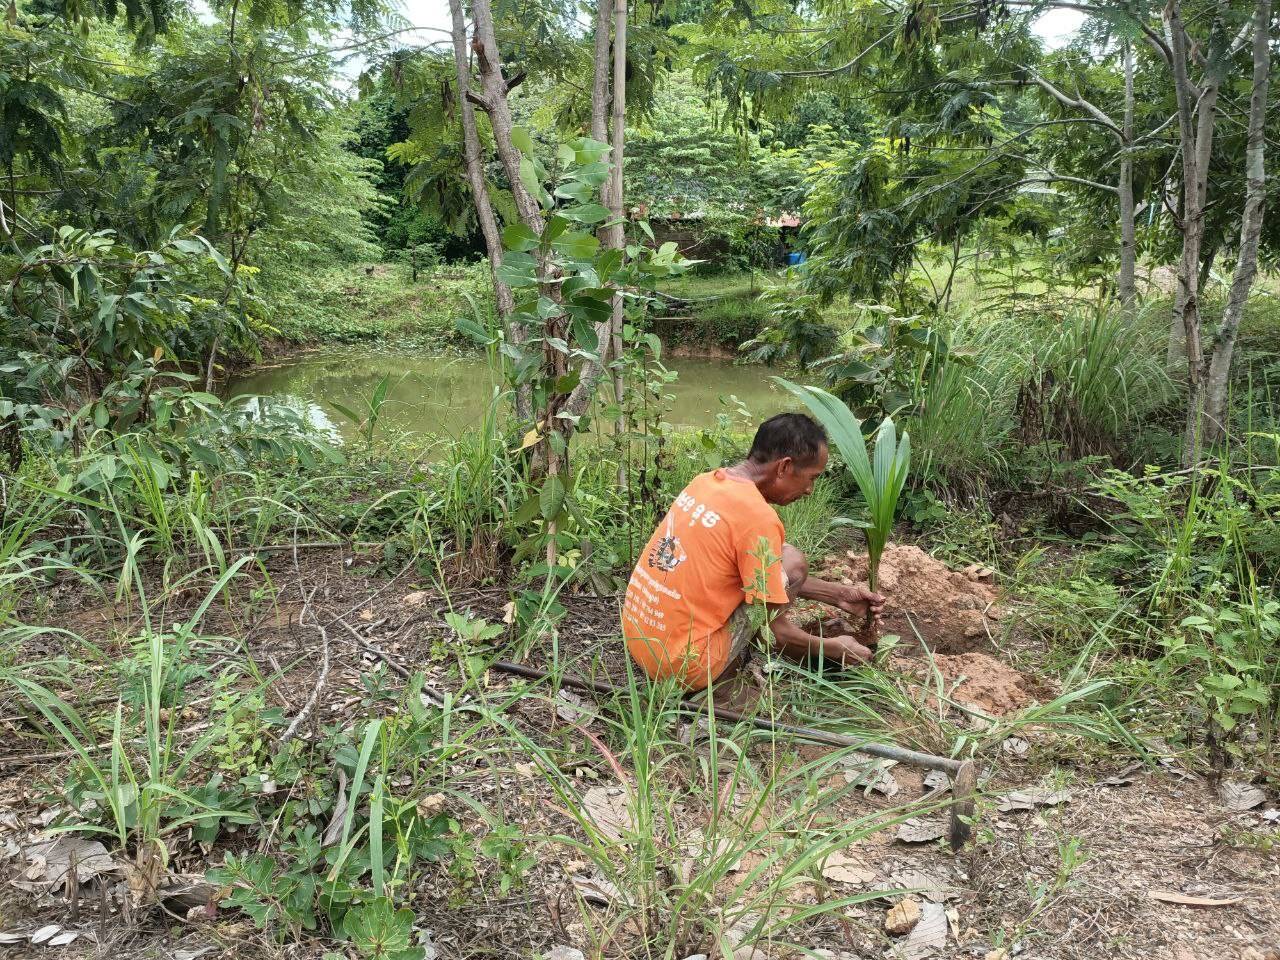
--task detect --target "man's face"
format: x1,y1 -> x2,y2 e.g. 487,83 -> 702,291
763,443 -> 828,505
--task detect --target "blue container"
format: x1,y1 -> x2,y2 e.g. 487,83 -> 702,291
786,251 -> 807,266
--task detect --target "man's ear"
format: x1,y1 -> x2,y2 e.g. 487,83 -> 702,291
776,456 -> 794,477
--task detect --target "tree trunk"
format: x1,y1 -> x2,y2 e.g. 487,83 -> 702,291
607,0 -> 628,488
468,0 -> 544,231
1117,40 -> 1137,314
562,0 -> 628,424
941,233 -> 961,310
1164,0 -> 1223,465
589,0 -> 611,143
1202,0 -> 1271,447
446,0 -> 529,420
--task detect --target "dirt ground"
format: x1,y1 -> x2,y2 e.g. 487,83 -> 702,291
1,548 -> 1277,960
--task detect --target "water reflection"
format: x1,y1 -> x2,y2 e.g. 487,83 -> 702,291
227,347 -> 787,443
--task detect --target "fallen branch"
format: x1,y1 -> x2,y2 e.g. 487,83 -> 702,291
278,588 -> 331,745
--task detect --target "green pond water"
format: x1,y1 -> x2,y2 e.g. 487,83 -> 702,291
226,347 -> 790,443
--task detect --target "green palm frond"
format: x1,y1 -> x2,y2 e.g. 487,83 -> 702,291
773,377 -> 910,591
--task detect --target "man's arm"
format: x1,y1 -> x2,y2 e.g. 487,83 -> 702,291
797,577 -> 886,624
764,602 -> 873,663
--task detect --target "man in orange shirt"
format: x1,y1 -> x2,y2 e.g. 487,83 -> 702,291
623,412 -> 886,690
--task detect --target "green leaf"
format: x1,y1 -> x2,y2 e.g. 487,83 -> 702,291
455,316 -> 493,344
518,156 -> 543,202
496,251 -> 537,287
540,474 -> 566,520
511,126 -> 536,155
554,180 -> 596,203
502,224 -> 540,252
552,231 -> 600,260
564,202 -> 611,225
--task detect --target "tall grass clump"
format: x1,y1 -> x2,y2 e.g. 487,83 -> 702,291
1011,303 -> 1174,457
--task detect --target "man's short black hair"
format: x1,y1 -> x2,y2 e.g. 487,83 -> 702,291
747,412 -> 828,466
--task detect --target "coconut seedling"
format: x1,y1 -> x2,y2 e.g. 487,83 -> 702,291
774,378 -> 911,641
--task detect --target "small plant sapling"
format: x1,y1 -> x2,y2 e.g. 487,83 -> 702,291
774,378 -> 911,643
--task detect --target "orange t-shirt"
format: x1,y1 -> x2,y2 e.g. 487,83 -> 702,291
622,469 -> 789,689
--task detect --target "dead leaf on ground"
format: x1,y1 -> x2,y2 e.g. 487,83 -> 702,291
322,767 -> 350,847
922,770 -> 949,793
891,901 -> 947,959
895,819 -> 948,844
996,788 -> 1071,813
1219,780 -> 1266,812
884,867 -> 955,903
570,874 -> 622,907
16,835 -> 116,893
544,947 -> 586,960
821,850 -> 876,885
842,756 -> 900,797
1147,890 -> 1242,908
1000,737 -> 1029,756
582,786 -> 633,844
30,925 -> 79,947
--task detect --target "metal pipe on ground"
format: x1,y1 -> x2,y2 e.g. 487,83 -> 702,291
489,659 -> 979,849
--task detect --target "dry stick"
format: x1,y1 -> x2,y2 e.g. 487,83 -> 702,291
278,587 -> 330,745
330,615 -> 448,708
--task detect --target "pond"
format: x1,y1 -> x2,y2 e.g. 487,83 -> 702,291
226,346 -> 791,443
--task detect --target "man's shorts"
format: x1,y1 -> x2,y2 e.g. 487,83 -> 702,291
717,568 -> 790,683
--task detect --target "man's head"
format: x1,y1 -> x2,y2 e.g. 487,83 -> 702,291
746,412 -> 828,505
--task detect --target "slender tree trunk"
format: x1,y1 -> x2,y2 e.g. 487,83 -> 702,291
562,0 -> 628,423
1164,0 -> 1223,465
446,0 -> 529,421
1203,0 -> 1271,447
941,233 -> 961,310
607,0 -> 628,487
1117,40 -> 1137,314
589,0 -> 611,143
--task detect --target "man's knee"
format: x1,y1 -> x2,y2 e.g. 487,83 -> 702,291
782,543 -> 808,599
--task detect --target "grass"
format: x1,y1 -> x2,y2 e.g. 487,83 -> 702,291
267,261 -> 497,345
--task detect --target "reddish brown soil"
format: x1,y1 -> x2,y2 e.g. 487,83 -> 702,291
827,544 -> 1001,654
920,651 -> 1050,716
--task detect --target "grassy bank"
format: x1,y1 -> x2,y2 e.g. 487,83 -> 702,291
267,261 -> 497,346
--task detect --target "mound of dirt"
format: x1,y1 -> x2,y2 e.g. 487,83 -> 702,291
926,651 -> 1048,716
825,544 -> 1000,654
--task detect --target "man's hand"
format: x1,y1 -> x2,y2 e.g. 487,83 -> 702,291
831,583 -> 886,623
829,635 -> 875,664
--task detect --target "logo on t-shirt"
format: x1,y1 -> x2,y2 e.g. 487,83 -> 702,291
648,516 -> 688,573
